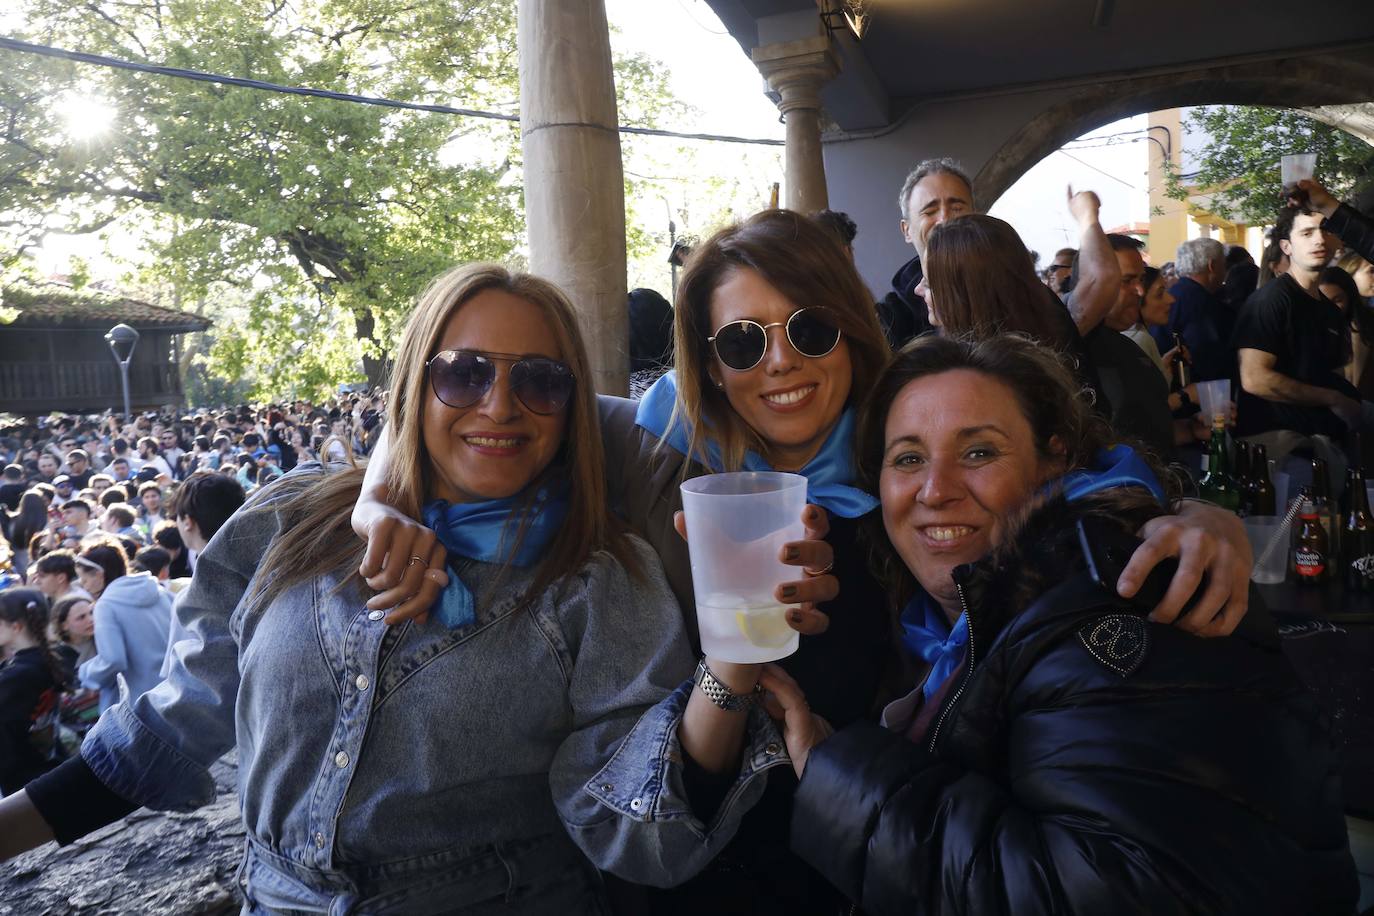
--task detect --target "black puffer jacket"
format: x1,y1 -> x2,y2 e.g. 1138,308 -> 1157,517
791,493 -> 1358,915
876,254 -> 933,349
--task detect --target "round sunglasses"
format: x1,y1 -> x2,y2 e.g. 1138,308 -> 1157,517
707,307 -> 842,372
426,349 -> 576,416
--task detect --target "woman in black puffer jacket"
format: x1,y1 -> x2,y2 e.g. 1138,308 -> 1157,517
759,334 -> 1357,915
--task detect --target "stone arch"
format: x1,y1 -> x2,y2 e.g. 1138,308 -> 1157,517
972,52 -> 1374,211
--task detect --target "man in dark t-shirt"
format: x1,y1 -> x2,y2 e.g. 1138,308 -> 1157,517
1234,206 -> 1360,441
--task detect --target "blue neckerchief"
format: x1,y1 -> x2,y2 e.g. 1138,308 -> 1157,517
1055,445 -> 1165,504
634,371 -> 879,518
900,444 -> 1163,695
420,480 -> 568,629
900,597 -> 970,702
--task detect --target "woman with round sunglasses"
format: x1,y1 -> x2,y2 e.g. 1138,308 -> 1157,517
0,263 -> 791,913
353,211 -> 1255,914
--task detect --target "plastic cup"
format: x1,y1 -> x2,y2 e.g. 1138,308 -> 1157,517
1281,153 -> 1316,188
1196,379 -> 1231,425
1244,516 -> 1288,584
680,472 -> 806,663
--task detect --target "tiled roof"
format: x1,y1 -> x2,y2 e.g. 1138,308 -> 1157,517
2,285 -> 211,332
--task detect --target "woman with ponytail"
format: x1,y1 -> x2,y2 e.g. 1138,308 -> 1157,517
0,588 -> 69,795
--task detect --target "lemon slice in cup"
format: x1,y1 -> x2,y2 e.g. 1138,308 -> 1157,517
735,606 -> 794,648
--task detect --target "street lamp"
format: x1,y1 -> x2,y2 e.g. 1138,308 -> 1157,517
105,323 -> 139,423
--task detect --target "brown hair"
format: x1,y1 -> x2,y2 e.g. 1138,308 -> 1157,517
249,263 -> 636,610
0,587 -> 67,684
924,214 -> 1080,353
670,209 -> 891,470
855,333 -> 1178,607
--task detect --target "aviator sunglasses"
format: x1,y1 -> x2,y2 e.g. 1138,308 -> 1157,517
426,349 -> 576,416
707,307 -> 842,372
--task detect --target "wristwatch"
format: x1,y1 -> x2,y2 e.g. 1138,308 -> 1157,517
693,658 -> 759,712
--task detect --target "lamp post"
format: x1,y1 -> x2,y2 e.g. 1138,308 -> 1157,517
105,323 -> 139,424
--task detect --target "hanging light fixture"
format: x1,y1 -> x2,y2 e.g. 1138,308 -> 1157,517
821,0 -> 873,40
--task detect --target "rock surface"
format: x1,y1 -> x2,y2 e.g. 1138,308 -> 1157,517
0,756 -> 244,915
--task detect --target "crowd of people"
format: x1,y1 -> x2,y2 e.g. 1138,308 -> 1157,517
0,155 -> 1365,914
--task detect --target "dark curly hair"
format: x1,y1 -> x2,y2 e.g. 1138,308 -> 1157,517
855,333 -> 1179,609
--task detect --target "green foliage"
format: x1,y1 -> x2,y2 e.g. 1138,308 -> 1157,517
0,0 -> 681,400
1166,106 -> 1374,224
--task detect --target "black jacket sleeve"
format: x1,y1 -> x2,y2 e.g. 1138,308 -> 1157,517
1325,202 -> 1374,265
25,754 -> 138,845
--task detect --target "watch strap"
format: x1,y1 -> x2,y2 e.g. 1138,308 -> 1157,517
693,658 -> 758,712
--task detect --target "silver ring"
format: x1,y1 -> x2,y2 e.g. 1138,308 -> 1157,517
406,555 -> 425,568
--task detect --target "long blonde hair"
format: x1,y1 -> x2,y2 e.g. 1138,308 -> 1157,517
250,263 -> 635,610
670,209 -> 890,471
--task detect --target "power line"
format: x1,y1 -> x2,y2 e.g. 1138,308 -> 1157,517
1053,148 -> 1140,190
0,34 -> 784,147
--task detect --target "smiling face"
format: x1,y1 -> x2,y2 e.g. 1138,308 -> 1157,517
902,172 -> 974,260
707,267 -> 852,471
880,369 -> 1062,619
421,289 -> 568,503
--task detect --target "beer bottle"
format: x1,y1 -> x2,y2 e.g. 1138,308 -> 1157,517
1311,457 -> 1337,557
1250,444 -> 1277,516
1235,441 -> 1253,516
1294,493 -> 1328,585
1342,466 -> 1374,591
1198,415 -> 1240,512
1170,332 -> 1191,392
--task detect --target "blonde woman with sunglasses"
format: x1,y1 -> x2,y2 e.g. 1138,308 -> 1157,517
0,264 -> 788,913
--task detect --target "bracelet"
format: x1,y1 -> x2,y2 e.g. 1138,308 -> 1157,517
693,658 -> 760,712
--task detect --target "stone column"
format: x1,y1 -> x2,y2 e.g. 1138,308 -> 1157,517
752,36 -> 840,214
518,0 -> 628,395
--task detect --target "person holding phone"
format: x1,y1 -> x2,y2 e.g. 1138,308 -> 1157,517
762,333 -> 1356,915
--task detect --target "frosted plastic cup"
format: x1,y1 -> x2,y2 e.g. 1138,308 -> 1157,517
1244,516 -> 1288,585
680,471 -> 807,663
1281,153 -> 1316,188
1196,379 -> 1231,425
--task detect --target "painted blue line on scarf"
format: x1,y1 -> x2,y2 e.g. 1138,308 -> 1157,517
634,370 -> 879,519
421,480 -> 569,629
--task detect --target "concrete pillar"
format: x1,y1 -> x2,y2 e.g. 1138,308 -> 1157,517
518,0 -> 628,395
752,36 -> 840,214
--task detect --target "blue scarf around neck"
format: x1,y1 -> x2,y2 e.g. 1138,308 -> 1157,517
634,370 -> 879,518
420,480 -> 568,629
900,444 -> 1164,699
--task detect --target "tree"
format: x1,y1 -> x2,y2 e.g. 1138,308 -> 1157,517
0,0 -> 682,399
1166,106 -> 1374,225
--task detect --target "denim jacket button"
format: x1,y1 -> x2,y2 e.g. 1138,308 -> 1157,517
355,674 -> 370,691
367,610 -> 386,622
314,832 -> 325,849
629,797 -> 642,811
601,783 -> 613,793
334,751 -> 350,768
765,743 -> 781,756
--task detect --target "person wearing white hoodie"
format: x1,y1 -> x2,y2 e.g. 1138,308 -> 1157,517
73,540 -> 172,712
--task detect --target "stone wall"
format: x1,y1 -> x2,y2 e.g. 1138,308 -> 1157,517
0,756 -> 243,915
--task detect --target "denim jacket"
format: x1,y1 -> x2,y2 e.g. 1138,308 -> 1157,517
79,485 -> 787,913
